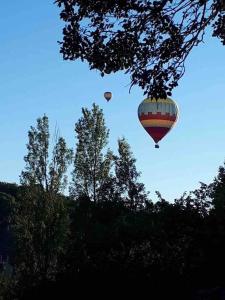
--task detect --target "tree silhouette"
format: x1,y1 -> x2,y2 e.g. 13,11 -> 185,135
55,0 -> 225,98
3,113 -> 225,299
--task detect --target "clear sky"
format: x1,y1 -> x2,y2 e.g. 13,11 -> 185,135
1,1 -> 225,202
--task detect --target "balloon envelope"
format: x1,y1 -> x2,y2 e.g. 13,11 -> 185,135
138,98 -> 179,146
104,92 -> 112,101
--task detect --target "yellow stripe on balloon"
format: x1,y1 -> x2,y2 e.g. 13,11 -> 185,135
140,119 -> 174,128
143,98 -> 174,105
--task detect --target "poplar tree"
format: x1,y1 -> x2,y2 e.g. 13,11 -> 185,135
21,115 -> 73,194
115,138 -> 149,209
13,115 -> 72,287
70,103 -> 113,202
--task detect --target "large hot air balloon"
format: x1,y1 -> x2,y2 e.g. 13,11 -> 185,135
104,92 -> 112,102
138,98 -> 179,148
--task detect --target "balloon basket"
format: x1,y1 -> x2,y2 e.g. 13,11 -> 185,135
155,144 -> 159,149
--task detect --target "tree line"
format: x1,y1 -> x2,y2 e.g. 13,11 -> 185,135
1,104 -> 225,299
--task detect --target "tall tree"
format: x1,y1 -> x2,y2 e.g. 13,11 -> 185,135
21,115 -> 73,194
211,162 -> 225,213
56,0 -> 225,98
13,115 -> 72,288
70,103 -> 113,202
114,137 -> 149,209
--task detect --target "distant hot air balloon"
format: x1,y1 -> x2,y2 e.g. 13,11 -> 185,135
104,92 -> 112,102
138,98 -> 179,148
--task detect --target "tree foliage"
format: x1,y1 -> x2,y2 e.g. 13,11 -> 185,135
70,103 -> 113,202
56,0 -> 225,98
114,137 -> 149,208
210,163 -> 225,213
21,115 -> 73,193
0,272 -> 13,300
13,189 -> 69,286
3,112 -> 225,299
12,116 -> 72,290
0,182 -> 19,199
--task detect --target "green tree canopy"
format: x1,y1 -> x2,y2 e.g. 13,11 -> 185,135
70,103 -> 113,202
115,137 -> 149,208
13,115 -> 72,289
21,115 -> 73,194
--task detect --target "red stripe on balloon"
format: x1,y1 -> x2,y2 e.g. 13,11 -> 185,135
144,127 -> 170,143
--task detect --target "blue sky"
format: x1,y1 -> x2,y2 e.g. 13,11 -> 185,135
1,1 -> 225,202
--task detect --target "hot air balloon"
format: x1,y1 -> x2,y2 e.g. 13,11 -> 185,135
138,98 -> 179,148
104,92 -> 112,102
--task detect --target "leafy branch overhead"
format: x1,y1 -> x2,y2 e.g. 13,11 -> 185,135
55,0 -> 225,98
